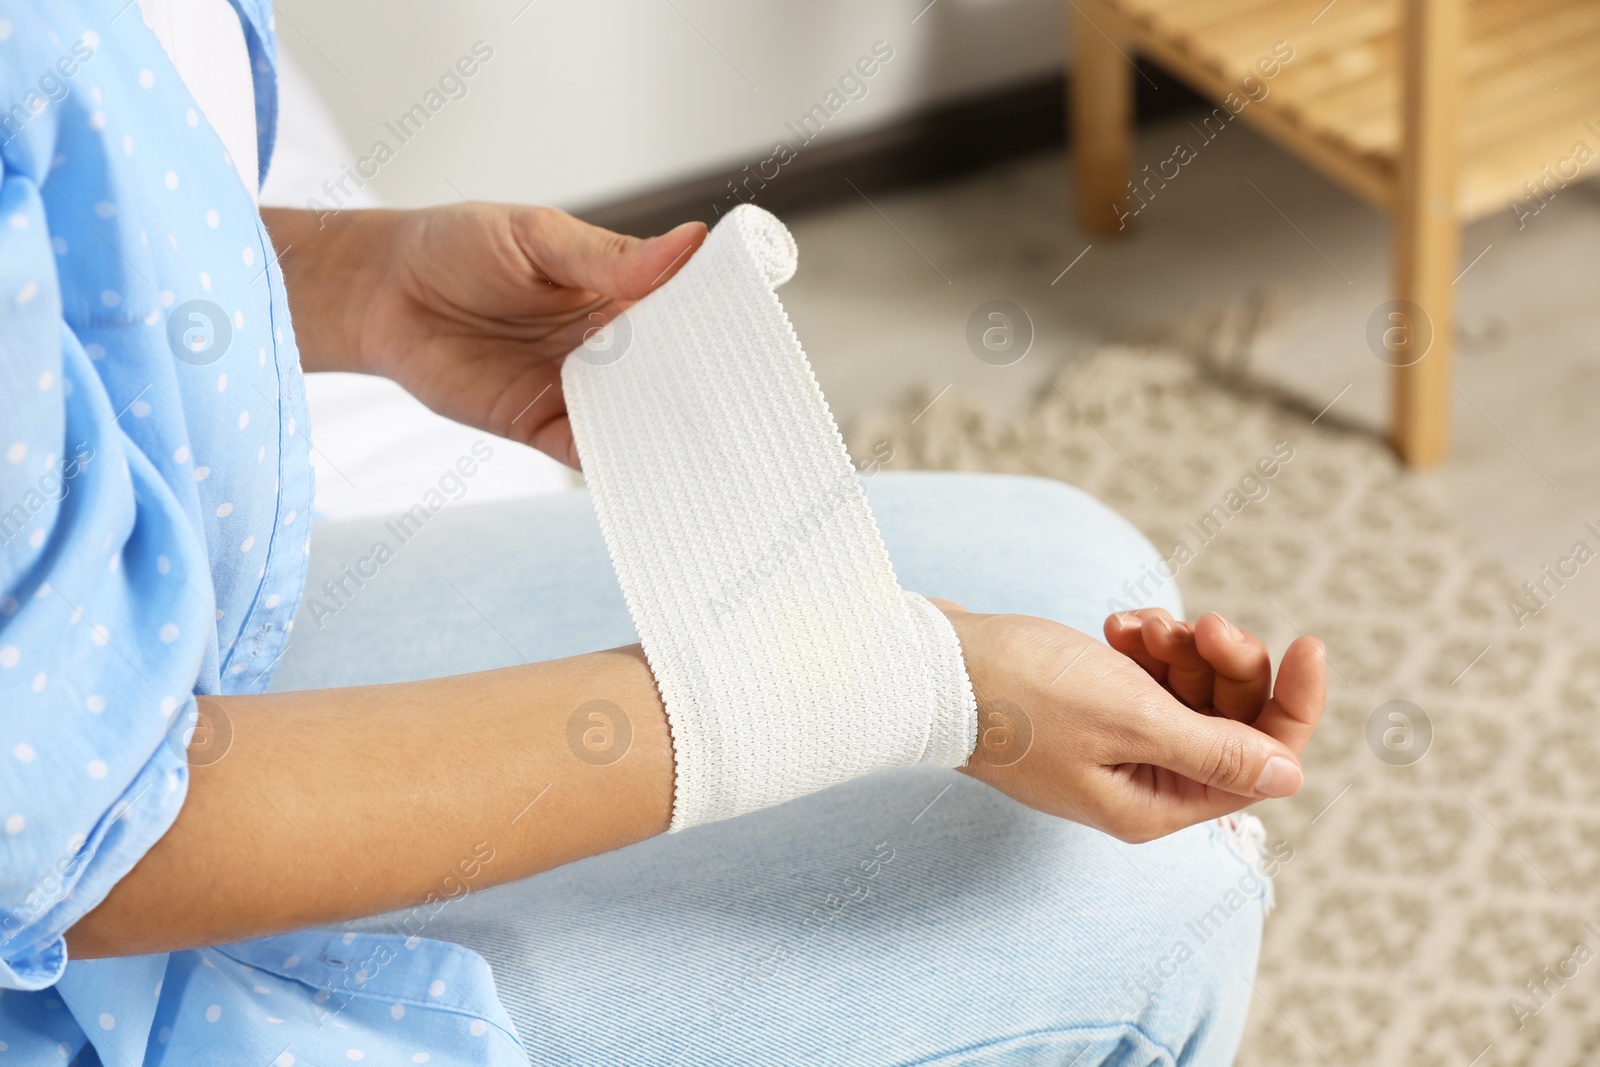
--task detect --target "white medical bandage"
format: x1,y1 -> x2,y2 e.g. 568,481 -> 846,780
562,205 -> 977,831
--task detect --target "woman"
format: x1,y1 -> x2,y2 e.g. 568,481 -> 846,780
0,0 -> 1324,1062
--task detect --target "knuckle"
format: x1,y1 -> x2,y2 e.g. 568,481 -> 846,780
524,204 -> 560,229
513,203 -> 551,236
520,205 -> 575,248
509,204 -> 555,252
603,230 -> 639,261
1205,733 -> 1251,788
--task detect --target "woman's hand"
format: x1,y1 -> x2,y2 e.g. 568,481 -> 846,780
262,205 -> 706,468
939,601 -> 1324,843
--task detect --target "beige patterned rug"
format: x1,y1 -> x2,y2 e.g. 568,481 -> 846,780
848,345 -> 1599,1067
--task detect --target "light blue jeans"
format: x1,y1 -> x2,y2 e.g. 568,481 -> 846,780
271,472 -> 1267,1066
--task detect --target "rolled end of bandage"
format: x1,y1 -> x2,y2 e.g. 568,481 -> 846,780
564,204 -> 977,831
725,204 -> 799,287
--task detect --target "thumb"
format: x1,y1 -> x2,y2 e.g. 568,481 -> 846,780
1142,700 -> 1305,799
512,208 -> 706,301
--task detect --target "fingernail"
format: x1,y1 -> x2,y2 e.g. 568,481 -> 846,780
1115,612 -> 1139,628
1309,637 -> 1326,657
1253,756 -> 1302,798
1222,616 -> 1241,641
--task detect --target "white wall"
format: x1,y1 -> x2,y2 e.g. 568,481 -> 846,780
270,0 -> 1066,214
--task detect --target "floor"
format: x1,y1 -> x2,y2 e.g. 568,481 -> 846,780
778,113 -> 1600,637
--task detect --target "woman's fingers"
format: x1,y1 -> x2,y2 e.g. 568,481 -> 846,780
513,208 -> 706,301
1192,612 -> 1272,722
1137,610 -> 1216,711
1248,635 -> 1326,757
531,412 -> 580,470
1105,609 -> 1277,723
1104,612 -> 1167,683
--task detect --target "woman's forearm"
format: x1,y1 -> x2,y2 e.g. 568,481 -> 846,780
65,646 -> 673,959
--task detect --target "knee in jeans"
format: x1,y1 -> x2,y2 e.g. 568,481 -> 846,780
869,471 -> 1183,627
965,472 -> 1183,625
1108,817 -> 1277,1059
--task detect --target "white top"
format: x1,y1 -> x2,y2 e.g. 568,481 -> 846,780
137,0 -> 259,200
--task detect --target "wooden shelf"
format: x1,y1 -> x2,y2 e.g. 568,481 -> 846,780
1101,0 -> 1600,221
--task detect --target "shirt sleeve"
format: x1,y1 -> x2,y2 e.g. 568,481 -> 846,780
0,154 -> 215,988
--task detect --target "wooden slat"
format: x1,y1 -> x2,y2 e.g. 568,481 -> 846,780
1201,3 -> 1395,72
1464,69 -> 1600,151
1104,1 -> 1397,209
1461,109 -> 1600,220
1145,0 -> 1403,157
1111,0 -> 1210,18
1271,35 -> 1392,103
1258,0 -> 1574,130
1303,12 -> 1595,157
1256,50 -> 1402,157
1312,78 -> 1407,153
1464,24 -> 1600,112
1163,0 -> 1343,49
1128,0 -> 1280,31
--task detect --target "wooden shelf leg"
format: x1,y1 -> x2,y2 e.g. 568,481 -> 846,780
1072,0 -> 1134,237
1391,0 -> 1463,467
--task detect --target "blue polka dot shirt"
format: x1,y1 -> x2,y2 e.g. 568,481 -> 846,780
0,1 -> 523,1062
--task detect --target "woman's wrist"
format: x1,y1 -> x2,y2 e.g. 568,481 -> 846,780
260,206 -> 406,375
932,603 -> 1011,776
931,603 -> 1004,713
